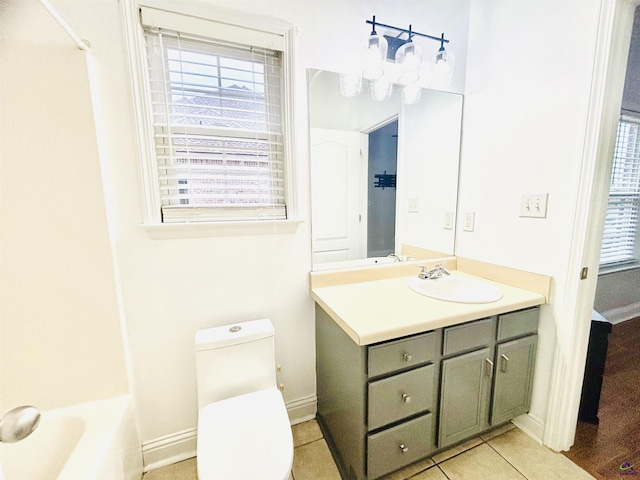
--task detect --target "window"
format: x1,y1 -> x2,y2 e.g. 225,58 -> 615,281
600,116 -> 640,268
130,6 -> 295,225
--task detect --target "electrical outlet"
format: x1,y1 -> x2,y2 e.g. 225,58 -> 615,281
444,212 -> 454,230
520,194 -> 548,218
408,198 -> 419,213
463,212 -> 475,232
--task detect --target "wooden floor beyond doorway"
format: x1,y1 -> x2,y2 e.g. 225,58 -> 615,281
563,317 -> 640,479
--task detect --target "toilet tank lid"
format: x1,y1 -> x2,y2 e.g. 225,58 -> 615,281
195,318 -> 274,350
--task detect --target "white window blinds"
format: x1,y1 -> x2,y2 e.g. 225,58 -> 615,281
143,24 -> 286,223
600,116 -> 640,266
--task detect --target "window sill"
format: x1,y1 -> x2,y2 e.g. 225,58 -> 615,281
140,218 -> 303,239
598,262 -> 640,276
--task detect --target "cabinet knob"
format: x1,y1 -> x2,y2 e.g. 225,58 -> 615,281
399,443 -> 409,454
402,393 -> 412,404
403,353 -> 413,362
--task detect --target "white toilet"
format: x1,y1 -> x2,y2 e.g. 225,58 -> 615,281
194,318 -> 294,480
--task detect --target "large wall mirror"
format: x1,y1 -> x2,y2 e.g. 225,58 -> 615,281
308,69 -> 463,271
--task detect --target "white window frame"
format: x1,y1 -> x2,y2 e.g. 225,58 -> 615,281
599,114 -> 640,271
121,1 -> 300,238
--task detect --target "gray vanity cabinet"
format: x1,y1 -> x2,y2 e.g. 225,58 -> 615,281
316,303 -> 540,480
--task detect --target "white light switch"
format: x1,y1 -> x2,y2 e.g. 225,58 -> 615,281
520,194 -> 548,218
408,198 -> 419,213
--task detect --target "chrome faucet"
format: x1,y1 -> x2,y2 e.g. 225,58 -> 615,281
387,254 -> 415,262
418,264 -> 451,280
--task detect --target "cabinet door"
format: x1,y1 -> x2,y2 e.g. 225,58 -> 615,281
491,335 -> 537,426
438,347 -> 492,448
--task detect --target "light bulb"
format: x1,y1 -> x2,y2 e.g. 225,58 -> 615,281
363,33 -> 388,80
401,84 -> 422,105
395,41 -> 423,85
396,42 -> 423,71
339,73 -> 362,97
431,48 -> 455,86
370,79 -> 392,101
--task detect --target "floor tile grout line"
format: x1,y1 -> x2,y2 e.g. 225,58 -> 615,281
484,440 -> 529,479
435,464 -> 451,480
433,441 -> 486,465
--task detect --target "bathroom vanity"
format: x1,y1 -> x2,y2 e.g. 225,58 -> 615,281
311,263 -> 547,480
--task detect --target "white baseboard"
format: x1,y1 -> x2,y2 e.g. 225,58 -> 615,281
286,393 -> 317,425
142,428 -> 197,472
512,412 -> 544,445
142,394 -> 317,472
600,302 -> 640,324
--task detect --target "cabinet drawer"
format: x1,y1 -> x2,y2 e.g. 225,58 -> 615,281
368,331 -> 437,377
368,364 -> 434,430
367,413 -> 433,479
497,308 -> 539,342
442,318 -> 494,356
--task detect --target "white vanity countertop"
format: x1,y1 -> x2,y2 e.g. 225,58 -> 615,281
310,271 -> 546,346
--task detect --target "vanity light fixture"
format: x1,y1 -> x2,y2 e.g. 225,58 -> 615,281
339,16 -> 454,104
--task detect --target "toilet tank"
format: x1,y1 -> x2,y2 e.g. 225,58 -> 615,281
195,318 -> 277,409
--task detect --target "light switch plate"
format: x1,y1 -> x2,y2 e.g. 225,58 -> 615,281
408,198 -> 419,213
520,194 -> 548,218
463,212 -> 475,232
444,212 -> 454,230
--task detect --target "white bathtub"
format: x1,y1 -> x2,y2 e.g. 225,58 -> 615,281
0,395 -> 142,480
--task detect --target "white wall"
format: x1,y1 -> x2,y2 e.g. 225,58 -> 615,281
0,0 -> 130,411
42,0 -> 471,466
458,0 -> 603,435
3,0 -> 616,463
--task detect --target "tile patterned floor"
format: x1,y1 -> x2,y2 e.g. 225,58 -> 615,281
142,420 -> 595,480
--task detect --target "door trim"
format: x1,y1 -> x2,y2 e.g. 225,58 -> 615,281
543,0 -> 639,451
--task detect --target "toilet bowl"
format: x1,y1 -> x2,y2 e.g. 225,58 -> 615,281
194,319 -> 293,480
197,388 -> 293,479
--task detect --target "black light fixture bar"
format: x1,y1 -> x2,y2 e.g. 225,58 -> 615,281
366,16 -> 449,46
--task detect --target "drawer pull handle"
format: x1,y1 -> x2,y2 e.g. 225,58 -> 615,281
484,358 -> 494,377
403,353 -> 413,362
399,443 -> 409,454
402,393 -> 412,404
501,354 -> 509,373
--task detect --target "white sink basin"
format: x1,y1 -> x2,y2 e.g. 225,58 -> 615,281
408,275 -> 503,304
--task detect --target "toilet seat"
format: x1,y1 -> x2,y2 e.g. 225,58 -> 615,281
197,387 -> 293,480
